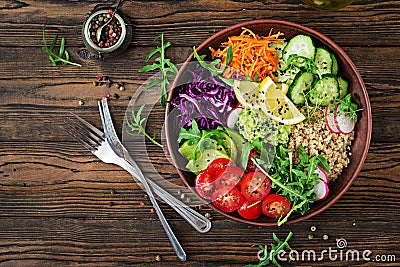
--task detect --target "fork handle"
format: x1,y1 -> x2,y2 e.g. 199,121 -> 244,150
121,158 -> 186,261
117,158 -> 211,233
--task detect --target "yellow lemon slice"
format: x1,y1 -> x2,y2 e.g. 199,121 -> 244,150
259,77 -> 306,125
233,80 -> 260,110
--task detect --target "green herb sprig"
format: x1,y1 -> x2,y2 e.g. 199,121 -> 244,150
42,24 -> 81,67
337,93 -> 361,122
139,34 -> 178,107
244,232 -> 293,267
192,46 -> 234,87
126,97 -> 163,148
254,145 -> 329,226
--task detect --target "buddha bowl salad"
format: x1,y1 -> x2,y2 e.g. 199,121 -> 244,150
171,28 -> 359,225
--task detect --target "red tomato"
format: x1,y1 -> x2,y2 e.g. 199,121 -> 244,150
215,166 -> 244,189
238,200 -> 262,220
207,158 -> 235,177
262,194 -> 291,219
212,187 -> 244,213
246,148 -> 260,172
195,168 -> 216,200
241,172 -> 271,202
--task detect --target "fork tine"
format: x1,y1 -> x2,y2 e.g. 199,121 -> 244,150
70,112 -> 104,137
60,119 -> 98,153
99,98 -> 119,141
65,117 -> 104,147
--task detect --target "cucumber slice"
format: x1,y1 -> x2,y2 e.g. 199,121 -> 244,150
338,76 -> 349,98
272,41 -> 287,70
314,48 -> 333,76
288,72 -> 315,105
309,75 -> 339,106
283,35 -> 316,62
276,66 -> 301,85
330,52 -> 339,75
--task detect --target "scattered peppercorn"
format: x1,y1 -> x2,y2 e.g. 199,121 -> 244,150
310,226 -> 317,232
79,99 -> 84,106
119,85 -> 125,91
323,234 -> 329,240
308,234 -> 314,240
155,255 -> 161,262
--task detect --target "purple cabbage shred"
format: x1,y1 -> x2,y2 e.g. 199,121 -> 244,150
170,63 -> 237,130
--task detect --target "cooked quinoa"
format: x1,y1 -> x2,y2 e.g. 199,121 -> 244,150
288,107 -> 354,180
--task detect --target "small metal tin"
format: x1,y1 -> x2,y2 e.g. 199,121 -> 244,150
82,8 -> 132,58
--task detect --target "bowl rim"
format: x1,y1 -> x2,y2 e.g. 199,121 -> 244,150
165,19 -> 372,226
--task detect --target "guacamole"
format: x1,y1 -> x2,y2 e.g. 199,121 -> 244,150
236,108 -> 291,146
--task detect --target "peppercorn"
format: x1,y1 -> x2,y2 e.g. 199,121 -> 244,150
323,234 -> 329,240
78,100 -> 84,106
155,255 -> 161,262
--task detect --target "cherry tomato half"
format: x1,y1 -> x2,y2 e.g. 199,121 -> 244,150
246,148 -> 260,172
241,172 -> 271,202
215,166 -> 244,189
207,158 -> 235,177
195,168 -> 216,200
262,194 -> 291,219
238,200 -> 262,220
212,186 -> 244,213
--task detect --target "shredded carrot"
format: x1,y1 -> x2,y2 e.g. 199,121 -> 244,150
209,27 -> 285,82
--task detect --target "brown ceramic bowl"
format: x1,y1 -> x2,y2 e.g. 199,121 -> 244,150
165,20 -> 372,226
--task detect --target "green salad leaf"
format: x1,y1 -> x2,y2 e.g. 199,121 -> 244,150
42,24 -> 81,67
125,96 -> 163,148
139,33 -> 178,107
244,232 -> 293,267
254,145 -> 329,226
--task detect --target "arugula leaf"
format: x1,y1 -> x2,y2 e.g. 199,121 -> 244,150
125,96 -> 163,148
254,145 -> 328,226
244,232 -> 293,267
139,33 -> 178,107
42,24 -> 81,67
192,47 -> 234,86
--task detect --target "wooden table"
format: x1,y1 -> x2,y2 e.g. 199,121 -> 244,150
1,0 -> 399,266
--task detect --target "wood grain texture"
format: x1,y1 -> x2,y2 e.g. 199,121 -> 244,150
1,0 -> 400,266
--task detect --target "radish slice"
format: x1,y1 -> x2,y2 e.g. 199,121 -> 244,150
325,105 -> 340,133
314,180 -> 329,201
334,104 -> 355,134
314,165 -> 329,183
226,107 -> 244,129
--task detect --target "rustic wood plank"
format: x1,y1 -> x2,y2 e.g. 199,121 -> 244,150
0,1 -> 399,48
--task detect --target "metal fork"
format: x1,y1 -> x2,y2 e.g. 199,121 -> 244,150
60,113 -> 209,261
97,99 -> 186,261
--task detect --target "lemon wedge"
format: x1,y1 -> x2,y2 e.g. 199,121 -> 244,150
277,82 -> 289,95
233,80 -> 260,110
259,77 -> 306,125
